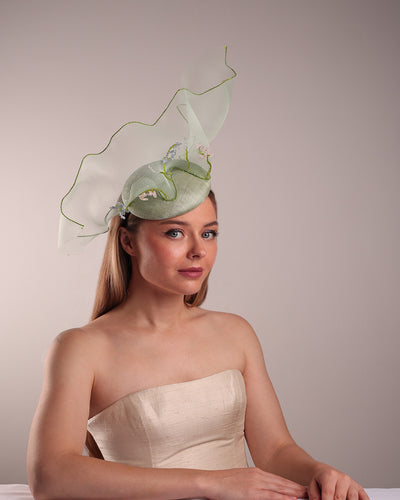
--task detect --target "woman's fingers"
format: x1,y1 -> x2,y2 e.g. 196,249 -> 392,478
262,492 -> 305,500
348,486 -> 362,500
307,469 -> 370,500
258,469 -> 307,497
307,465 -> 372,500
334,478 -> 351,500
359,487 -> 371,500
211,467 -> 307,500
320,474 -> 338,500
308,478 -> 321,500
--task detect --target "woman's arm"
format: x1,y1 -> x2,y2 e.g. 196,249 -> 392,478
27,328 -> 306,500
27,329 -> 204,500
238,317 -> 369,500
260,442 -> 369,500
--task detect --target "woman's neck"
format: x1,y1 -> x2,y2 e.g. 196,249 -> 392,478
117,277 -> 192,330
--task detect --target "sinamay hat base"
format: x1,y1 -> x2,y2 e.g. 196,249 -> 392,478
122,161 -> 211,220
58,46 -> 236,254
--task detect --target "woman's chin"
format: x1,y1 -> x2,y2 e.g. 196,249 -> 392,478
178,283 -> 204,298
174,282 -> 203,297
144,280 -> 203,298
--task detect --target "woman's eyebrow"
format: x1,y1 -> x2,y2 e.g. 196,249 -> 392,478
159,220 -> 188,226
159,220 -> 218,227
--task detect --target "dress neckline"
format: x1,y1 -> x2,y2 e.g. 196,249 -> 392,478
88,368 -> 243,422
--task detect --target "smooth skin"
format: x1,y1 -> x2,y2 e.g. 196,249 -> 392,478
28,197 -> 369,500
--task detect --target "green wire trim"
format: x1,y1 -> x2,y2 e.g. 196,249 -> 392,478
125,167 -> 210,210
61,46 -> 237,230
185,148 -> 191,172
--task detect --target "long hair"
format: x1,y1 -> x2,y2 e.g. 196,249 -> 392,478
91,191 -> 217,320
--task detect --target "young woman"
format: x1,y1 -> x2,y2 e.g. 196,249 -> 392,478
27,47 -> 369,500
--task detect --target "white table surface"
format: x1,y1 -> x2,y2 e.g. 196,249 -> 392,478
1,484 -> 399,500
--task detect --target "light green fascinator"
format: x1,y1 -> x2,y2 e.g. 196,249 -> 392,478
59,46 -> 236,254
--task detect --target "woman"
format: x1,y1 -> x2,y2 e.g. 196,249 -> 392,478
27,47 -> 369,500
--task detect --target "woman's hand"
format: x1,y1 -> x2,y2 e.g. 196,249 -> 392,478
308,466 -> 370,500
207,467 -> 307,500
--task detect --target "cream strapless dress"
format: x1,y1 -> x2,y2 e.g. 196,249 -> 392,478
87,369 -> 248,470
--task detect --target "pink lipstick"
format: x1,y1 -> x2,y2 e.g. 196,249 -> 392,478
178,267 -> 204,278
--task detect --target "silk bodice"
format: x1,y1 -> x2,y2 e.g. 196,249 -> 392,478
87,369 -> 248,470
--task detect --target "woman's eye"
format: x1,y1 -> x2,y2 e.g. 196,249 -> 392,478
202,230 -> 218,240
166,229 -> 183,239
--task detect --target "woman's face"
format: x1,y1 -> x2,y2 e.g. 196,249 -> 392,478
131,197 -> 218,297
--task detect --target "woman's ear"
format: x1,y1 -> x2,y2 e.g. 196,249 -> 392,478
119,227 -> 136,256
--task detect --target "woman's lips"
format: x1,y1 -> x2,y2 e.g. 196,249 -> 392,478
178,267 -> 204,278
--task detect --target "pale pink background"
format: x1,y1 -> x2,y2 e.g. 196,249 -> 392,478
1,0 -> 399,487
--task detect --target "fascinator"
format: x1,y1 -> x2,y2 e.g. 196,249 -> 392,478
59,46 -> 236,254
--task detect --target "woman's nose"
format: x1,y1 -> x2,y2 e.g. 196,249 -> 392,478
188,238 -> 206,259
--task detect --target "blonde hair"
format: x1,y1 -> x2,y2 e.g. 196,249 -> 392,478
91,191 -> 217,320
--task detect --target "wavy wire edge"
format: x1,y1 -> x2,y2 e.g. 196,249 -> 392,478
60,46 -> 237,236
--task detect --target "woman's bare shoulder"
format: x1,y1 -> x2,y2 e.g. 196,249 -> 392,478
54,326 -> 89,344
49,322 -> 111,366
199,308 -> 252,326
55,311 -> 121,343
54,324 -> 98,347
197,309 -> 258,340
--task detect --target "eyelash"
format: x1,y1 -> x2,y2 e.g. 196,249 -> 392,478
165,229 -> 219,240
203,230 -> 219,240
